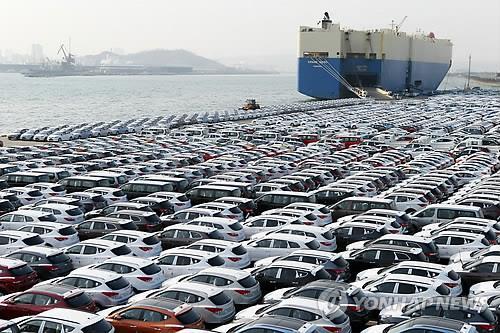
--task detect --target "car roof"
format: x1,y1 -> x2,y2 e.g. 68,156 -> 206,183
33,308 -> 102,324
381,274 -> 437,285
98,256 -> 152,267
160,248 -> 216,258
0,257 -> 28,269
163,224 -> 218,233
106,230 -> 153,238
13,246 -> 62,256
79,239 -> 125,248
0,230 -> 38,239
35,203 -> 79,210
169,281 -> 222,296
70,267 -> 122,280
189,239 -> 239,247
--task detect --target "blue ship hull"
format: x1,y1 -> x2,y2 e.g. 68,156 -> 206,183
297,57 -> 451,99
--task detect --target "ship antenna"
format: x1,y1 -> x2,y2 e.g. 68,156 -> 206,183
465,54 -> 471,91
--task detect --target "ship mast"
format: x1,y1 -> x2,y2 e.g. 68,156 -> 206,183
465,54 -> 471,90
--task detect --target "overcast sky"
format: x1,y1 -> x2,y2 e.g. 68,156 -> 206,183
1,0 -> 499,71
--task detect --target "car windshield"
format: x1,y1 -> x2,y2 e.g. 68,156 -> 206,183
106,277 -> 129,290
9,264 -> 33,276
48,253 -> 71,264
82,319 -> 113,333
65,292 -> 92,307
111,245 -> 132,256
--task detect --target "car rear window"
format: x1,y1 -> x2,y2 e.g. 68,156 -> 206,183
9,264 -> 33,276
59,226 -> 77,236
209,230 -> 225,240
0,201 -> 13,210
209,292 -> 230,305
447,270 -> 460,281
177,195 -> 189,202
333,256 -> 348,267
122,222 -> 138,230
238,275 -> 257,288
328,311 -> 349,324
29,190 -> 44,197
82,319 -> 113,333
143,235 -> 160,245
231,245 -> 247,255
106,277 -> 129,290
141,264 -> 162,275
145,214 -> 161,223
67,208 -> 82,216
322,230 -> 334,240
111,245 -> 132,256
436,284 -> 451,296
176,308 -> 201,325
319,207 -> 330,214
207,256 -> 225,266
229,222 -> 243,231
315,269 -> 331,279
48,253 -> 71,264
51,185 -> 66,192
23,235 -> 44,246
39,214 -> 57,222
65,292 -> 93,307
306,240 -> 320,250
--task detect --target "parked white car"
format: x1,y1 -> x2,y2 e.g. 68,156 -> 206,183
100,230 -> 162,258
154,248 -> 226,278
64,239 -> 133,268
81,256 -> 165,292
17,222 -> 79,248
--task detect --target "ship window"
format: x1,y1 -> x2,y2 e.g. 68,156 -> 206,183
304,52 -> 329,58
414,80 -> 422,87
369,53 -> 377,59
382,53 -> 386,59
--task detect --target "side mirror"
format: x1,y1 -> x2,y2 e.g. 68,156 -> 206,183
411,311 -> 421,317
368,287 -> 378,292
113,314 -> 122,320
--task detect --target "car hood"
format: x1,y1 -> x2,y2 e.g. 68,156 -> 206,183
254,256 -> 280,268
361,324 -> 393,333
262,287 -> 294,303
379,303 -> 409,322
469,281 -> 498,295
356,268 -> 383,281
449,251 -> 474,263
234,303 -> 269,321
346,240 -> 369,251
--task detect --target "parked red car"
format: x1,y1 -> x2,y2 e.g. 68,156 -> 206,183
0,258 -> 39,296
0,284 -> 97,319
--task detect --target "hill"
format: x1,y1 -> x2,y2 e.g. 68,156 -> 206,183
77,49 -> 228,70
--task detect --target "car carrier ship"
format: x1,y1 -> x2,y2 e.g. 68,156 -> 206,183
298,13 -> 453,99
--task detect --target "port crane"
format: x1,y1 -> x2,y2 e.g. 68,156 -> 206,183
392,16 -> 408,33
57,44 -> 75,67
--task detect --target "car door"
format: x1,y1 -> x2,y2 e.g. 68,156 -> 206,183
76,221 -> 93,240
467,262 -> 497,284
7,292 -> 36,317
64,245 -> 83,267
355,249 -> 379,271
156,255 -> 176,278
112,308 -> 143,333
268,239 -> 290,257
16,319 -> 44,333
80,245 -> 98,267
141,309 -> 171,333
368,282 -> 397,309
255,267 -> 280,292
249,239 -> 272,261
89,221 -> 107,238
433,236 -> 451,258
